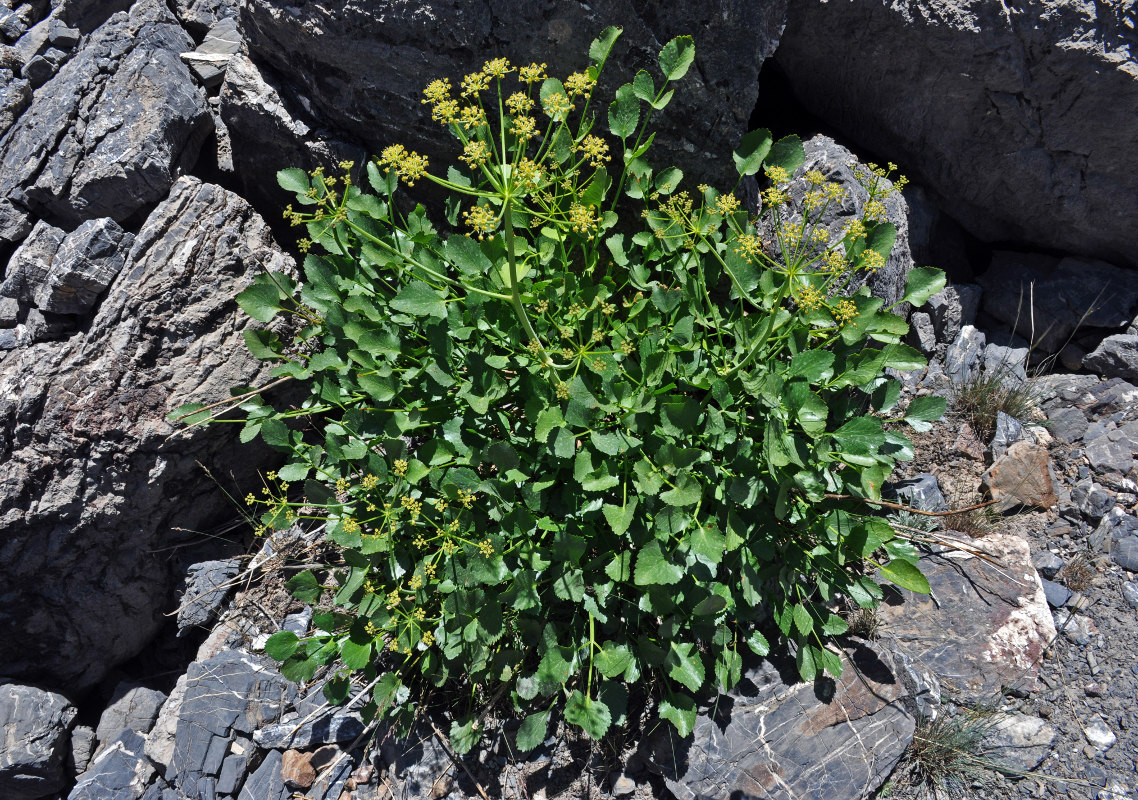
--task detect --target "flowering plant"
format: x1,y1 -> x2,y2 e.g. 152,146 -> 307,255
179,28 -> 945,750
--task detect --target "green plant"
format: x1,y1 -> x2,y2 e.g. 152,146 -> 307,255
176,29 -> 946,750
898,708 -> 1001,797
952,363 -> 1035,443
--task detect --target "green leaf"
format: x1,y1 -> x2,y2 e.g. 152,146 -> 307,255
565,690 -> 612,740
687,525 -> 726,567
595,643 -> 633,678
765,134 -> 806,176
608,83 -> 639,140
865,222 -> 897,262
277,167 -> 310,194
659,693 -> 697,737
340,637 -> 373,670
792,603 -> 813,637
747,630 -> 770,657
667,642 -> 705,693
693,595 -> 727,616
516,710 -> 550,752
605,552 -> 632,582
390,281 -> 447,318
905,395 -> 947,423
732,128 -> 772,177
788,349 -> 835,382
658,35 -> 695,81
237,280 -> 284,323
449,716 -> 481,755
881,342 -> 926,372
632,70 -> 655,102
264,631 -> 299,661
660,473 -> 701,507
602,498 -> 638,536
796,644 -> 819,682
243,329 -> 284,360
902,266 -> 947,307
879,559 -> 931,594
445,235 -> 491,276
168,402 -> 210,426
634,541 -> 684,586
588,26 -> 622,64
286,570 -> 322,603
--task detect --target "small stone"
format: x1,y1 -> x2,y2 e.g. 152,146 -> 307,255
1083,715 -> 1117,750
182,16 -> 240,88
1033,550 -> 1064,579
883,473 -> 947,512
69,725 -> 96,776
951,421 -> 986,460
1084,682 -> 1104,697
1040,578 -> 1071,608
19,53 -> 53,86
1110,536 -> 1138,572
1122,581 -> 1138,608
95,682 -> 167,744
982,712 -> 1055,773
1085,436 -> 1133,476
1072,479 -> 1115,522
611,773 -> 636,796
908,310 -> 937,354
991,411 -> 1028,459
1099,777 -> 1132,800
945,324 -> 985,384
0,296 -> 18,327
281,749 -> 315,789
47,20 -> 80,50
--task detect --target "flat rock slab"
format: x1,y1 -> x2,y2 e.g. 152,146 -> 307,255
70,729 -> 155,800
983,440 -> 1058,511
879,533 -> 1056,702
0,683 -> 76,800
650,644 -> 914,800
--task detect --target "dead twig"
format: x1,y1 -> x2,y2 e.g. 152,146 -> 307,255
824,493 -> 998,516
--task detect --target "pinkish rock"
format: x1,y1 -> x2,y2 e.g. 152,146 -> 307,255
983,440 -> 1058,511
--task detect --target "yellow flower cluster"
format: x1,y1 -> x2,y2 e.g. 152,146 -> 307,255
734,233 -> 763,264
714,193 -> 740,216
761,186 -> 789,207
506,92 -> 534,114
463,204 -> 499,240
461,70 -> 491,97
519,62 -> 547,83
456,489 -> 476,508
514,158 -> 542,191
482,57 -> 512,78
863,199 -> 887,222
378,144 -> 429,186
393,459 -> 408,476
798,285 -> 825,311
542,92 -> 572,119
478,538 -> 495,556
568,203 -> 600,237
576,135 -> 609,168
823,248 -> 847,273
765,165 -> 791,184
565,70 -> 596,97
510,115 -> 538,141
459,105 -> 487,130
400,496 -> 423,519
361,473 -> 380,490
860,249 -> 886,272
460,140 -> 490,167
421,78 -> 451,106
833,298 -> 858,326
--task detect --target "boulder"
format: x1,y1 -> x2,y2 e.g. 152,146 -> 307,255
0,0 -> 211,240
878,532 -> 1056,701
0,70 -> 29,139
0,683 -> 77,800
1084,334 -> 1138,384
0,177 -> 295,690
237,0 -> 787,195
176,558 -> 240,634
31,217 -> 133,315
0,218 -> 64,305
650,644 -> 914,800
69,729 -> 155,800
776,1 -> 1138,268
180,15 -> 240,88
95,684 -> 167,746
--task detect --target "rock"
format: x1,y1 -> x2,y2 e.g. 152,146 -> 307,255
177,558 -> 240,634
651,643 -> 914,800
145,674 -> 188,776
878,532 -> 1056,701
884,473 -> 947,512
241,748 -> 289,800
0,177 -> 295,691
254,711 -> 365,750
47,19 -> 80,49
1053,609 -> 1097,646
1046,406 -> 1089,444
908,310 -> 936,355
18,50 -> 53,85
991,411 -> 1028,460
215,753 -> 246,795
70,725 -> 96,776
944,324 -> 985,385
1032,550 -> 1064,580
95,683 -> 167,746
181,15 -> 239,88
0,4 -> 31,42
1085,334 -> 1138,384
52,0 -> 134,35
1085,436 -> 1133,477
775,2 -> 1138,268
0,71 -> 30,139
1083,715 -> 1117,751
1123,581 -> 1138,609
167,650 -> 296,793
1111,536 -> 1138,572
1059,342 -> 1086,371
926,283 -> 981,348
983,441 -> 1058,512
12,15 -> 50,64
0,297 -> 18,328
950,422 -> 986,461
1072,479 -> 1115,523
280,606 -> 312,638
281,750 -> 315,790
611,773 -> 636,797
1100,778 -> 1133,800
1040,578 -> 1072,608
32,218 -> 132,315
982,712 -> 1055,774
982,344 -> 1029,387
172,0 -> 239,34
0,218 -> 65,304
979,253 -> 1138,353
69,728 -> 155,800
241,0 -> 786,193
0,683 -> 77,800
0,0 -> 211,238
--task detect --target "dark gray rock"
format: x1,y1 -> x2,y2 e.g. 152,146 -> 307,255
1072,479 -> 1115,523
1041,578 -> 1072,608
0,218 -> 64,304
144,674 -> 187,775
172,0 -> 238,34
47,18 -> 80,49
650,644 -> 914,800
23,307 -> 71,343
907,310 -> 937,355
1085,334 -> 1138,384
1046,406 -> 1089,444
775,2 -> 1138,269
983,343 -> 1029,387
1111,536 -> 1138,572
70,724 -> 96,776
254,711 -> 365,750
240,748 -> 289,800
168,650 -> 296,793
11,15 -> 50,64
0,4 -> 32,42
0,683 -> 77,800
978,253 -> 1138,353
0,70 -> 29,137
69,728 -> 155,800
52,0 -> 134,34
884,472 -> 947,512
181,15 -> 239,88
177,558 -> 240,633
879,532 -> 1055,701
1122,581 -> 1138,609
926,283 -> 981,349
214,753 -> 245,795
1033,550 -> 1064,580
944,324 -> 985,385
32,217 -> 132,315
95,683 -> 167,746
991,411 -> 1028,461
0,297 -> 18,327
240,0 -> 787,195
0,177 -> 295,690
757,134 -> 916,308
19,50 -> 54,85
0,0 -> 211,238
1085,436 -> 1133,477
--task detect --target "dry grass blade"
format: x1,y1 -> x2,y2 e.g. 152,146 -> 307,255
952,369 -> 1035,443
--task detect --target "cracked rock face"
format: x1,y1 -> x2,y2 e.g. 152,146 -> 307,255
0,176 -> 294,691
651,644 -> 915,800
237,0 -> 787,190
776,0 -> 1138,268
0,0 -> 210,241
0,683 -> 77,800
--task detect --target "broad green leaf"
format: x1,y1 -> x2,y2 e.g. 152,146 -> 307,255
796,643 -> 819,682
693,594 -> 727,616
659,693 -> 697,737
589,26 -> 622,63
865,221 -> 897,261
732,128 -> 772,177
516,710 -> 550,752
634,541 -> 684,586
687,525 -> 726,566
902,266 -> 947,307
277,167 -> 310,194
905,395 -> 947,423
340,637 -> 373,670
667,642 -> 705,693
879,559 -> 931,594
449,716 -> 480,754
264,631 -> 299,661
787,349 -> 835,382
605,552 -> 632,582
391,281 -> 447,318
833,417 -> 884,454
747,630 -> 770,657
765,134 -> 806,176
595,643 -> 634,678
792,602 -> 813,636
632,70 -> 655,102
602,498 -> 638,536
445,235 -> 491,276
881,342 -> 926,372
608,83 -> 639,140
660,473 -> 701,507
286,570 -> 322,603
243,329 -> 283,360
565,690 -> 612,740
237,280 -> 284,323
658,35 -> 695,81
168,402 -> 210,426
